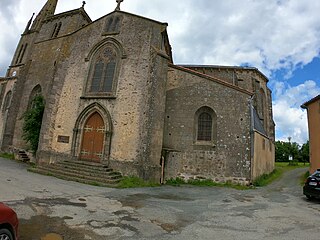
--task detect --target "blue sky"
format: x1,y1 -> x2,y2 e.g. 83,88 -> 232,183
0,0 -> 319,145
273,57 -> 320,86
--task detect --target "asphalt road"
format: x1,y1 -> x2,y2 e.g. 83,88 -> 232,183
1,157 -> 319,240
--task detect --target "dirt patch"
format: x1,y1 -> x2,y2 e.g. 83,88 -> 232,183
19,215 -> 99,240
41,233 -> 63,240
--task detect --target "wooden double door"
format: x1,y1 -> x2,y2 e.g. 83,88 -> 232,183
80,112 -> 105,162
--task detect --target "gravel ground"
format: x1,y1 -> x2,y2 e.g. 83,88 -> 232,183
1,157 -> 319,240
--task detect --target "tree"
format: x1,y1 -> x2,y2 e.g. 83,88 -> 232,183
22,95 -> 45,154
300,141 -> 309,163
275,140 -> 300,162
275,140 -> 309,163
275,141 -> 291,162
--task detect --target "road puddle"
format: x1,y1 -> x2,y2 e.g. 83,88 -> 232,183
41,233 -> 63,240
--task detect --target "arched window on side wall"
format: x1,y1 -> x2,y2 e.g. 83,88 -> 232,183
195,106 -> 217,143
256,88 -> 267,131
198,112 -> 212,141
2,91 -> 12,113
28,85 -> 42,109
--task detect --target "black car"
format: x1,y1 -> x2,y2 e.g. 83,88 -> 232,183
303,169 -> 320,200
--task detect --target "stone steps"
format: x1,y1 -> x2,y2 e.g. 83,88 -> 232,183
18,150 -> 30,162
30,160 -> 122,187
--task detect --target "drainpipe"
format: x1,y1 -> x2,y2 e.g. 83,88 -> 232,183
249,95 -> 255,184
160,155 -> 165,184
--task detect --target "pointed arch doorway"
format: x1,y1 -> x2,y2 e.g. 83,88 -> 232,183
80,112 -> 105,162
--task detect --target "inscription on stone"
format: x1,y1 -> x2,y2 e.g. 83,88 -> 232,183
57,135 -> 70,143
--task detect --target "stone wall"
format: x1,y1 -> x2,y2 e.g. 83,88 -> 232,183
163,66 -> 252,183
252,131 -> 275,180
30,12 -> 168,181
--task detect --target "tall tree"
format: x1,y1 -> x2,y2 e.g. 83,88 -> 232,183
300,141 -> 309,163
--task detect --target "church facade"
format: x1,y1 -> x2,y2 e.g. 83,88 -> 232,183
0,0 -> 275,184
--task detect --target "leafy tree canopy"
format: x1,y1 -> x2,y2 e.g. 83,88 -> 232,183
275,140 -> 309,162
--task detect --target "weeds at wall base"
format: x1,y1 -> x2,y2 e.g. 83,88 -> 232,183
117,176 -> 161,188
0,152 -> 15,159
166,177 -> 250,190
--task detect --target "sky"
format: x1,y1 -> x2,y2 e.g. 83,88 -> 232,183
0,0 -> 319,145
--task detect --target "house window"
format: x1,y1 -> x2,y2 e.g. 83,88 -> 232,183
195,106 -> 217,143
86,45 -> 119,95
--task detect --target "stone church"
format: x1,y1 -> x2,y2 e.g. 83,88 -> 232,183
0,0 -> 275,184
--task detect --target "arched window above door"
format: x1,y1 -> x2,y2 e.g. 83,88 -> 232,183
85,44 -> 120,97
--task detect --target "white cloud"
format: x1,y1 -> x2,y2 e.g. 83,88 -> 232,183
272,80 -> 320,144
2,0 -> 320,76
1,0 -> 320,144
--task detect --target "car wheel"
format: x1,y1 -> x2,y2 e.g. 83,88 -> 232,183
306,195 -> 313,200
0,228 -> 14,240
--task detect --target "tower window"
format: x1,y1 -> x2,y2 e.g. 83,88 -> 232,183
51,22 -> 62,38
15,44 -> 28,64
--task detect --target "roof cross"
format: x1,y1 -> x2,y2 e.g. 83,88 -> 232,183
82,1 -> 86,8
115,0 -> 124,11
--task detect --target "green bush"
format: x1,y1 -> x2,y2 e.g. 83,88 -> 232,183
22,95 -> 45,154
288,161 -> 299,166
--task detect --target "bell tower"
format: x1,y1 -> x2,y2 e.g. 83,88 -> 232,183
30,0 -> 58,32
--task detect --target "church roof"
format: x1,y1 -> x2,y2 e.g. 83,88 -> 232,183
180,64 -> 269,83
44,7 -> 92,23
169,64 -> 253,96
92,10 -> 168,27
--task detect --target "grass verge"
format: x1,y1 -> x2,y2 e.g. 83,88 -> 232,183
0,152 -> 15,159
300,170 -> 310,186
166,178 -> 250,190
253,169 -> 281,187
117,176 -> 161,188
253,162 -> 309,187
